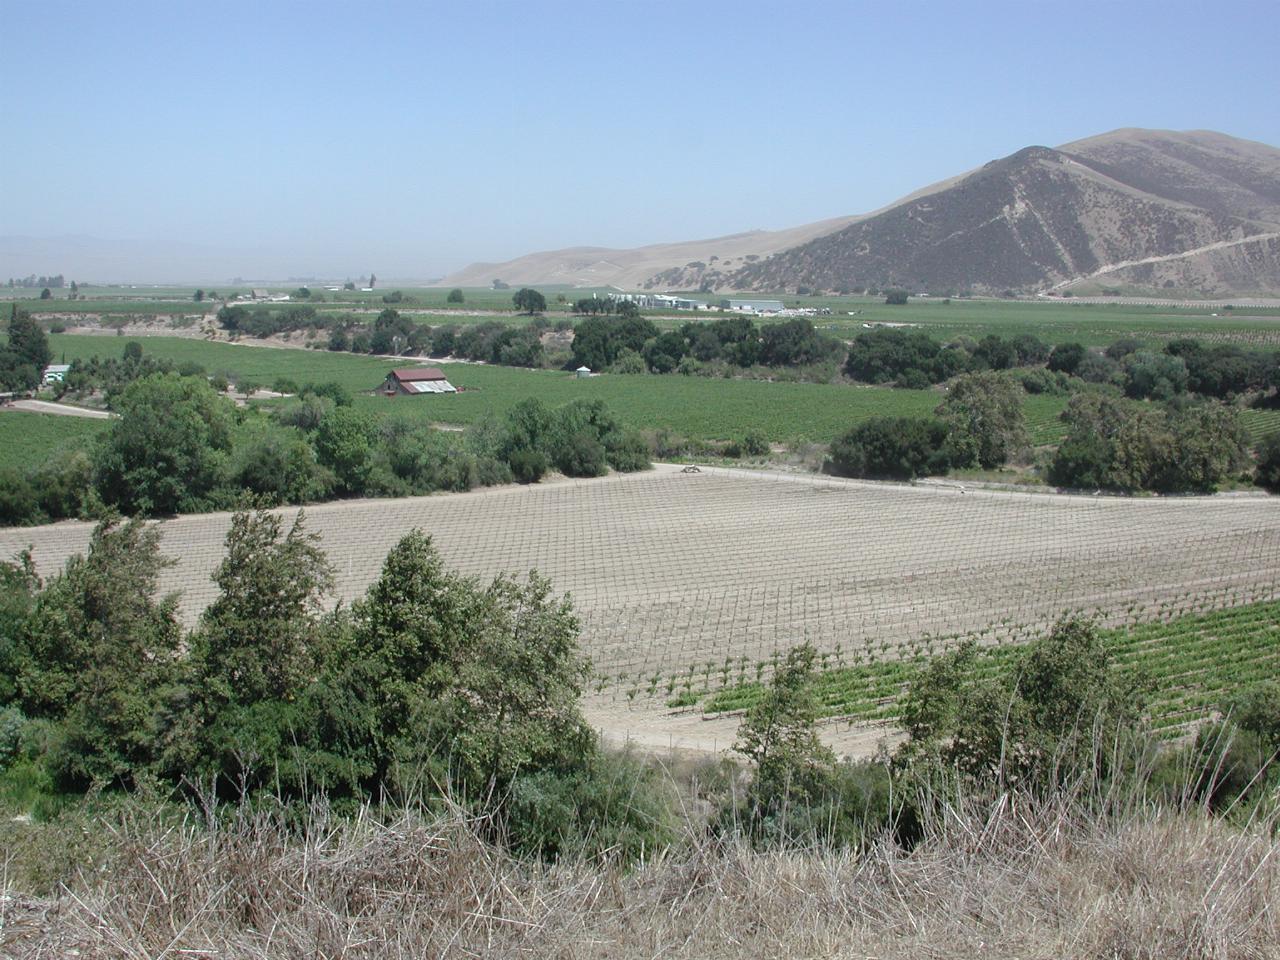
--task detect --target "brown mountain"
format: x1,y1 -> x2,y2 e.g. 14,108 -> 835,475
722,130 -> 1280,296
439,130 -> 1280,297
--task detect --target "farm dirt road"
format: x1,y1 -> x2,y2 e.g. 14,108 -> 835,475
3,465 -> 1278,757
2,399 -> 115,419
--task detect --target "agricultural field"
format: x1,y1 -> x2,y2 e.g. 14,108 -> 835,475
15,285 -> 1280,346
4,285 -> 591,318
2,466 -> 1276,752
43,334 -> 993,445
45,333 -> 1078,446
699,600 -> 1280,736
0,410 -> 110,470
644,295 -> 1280,347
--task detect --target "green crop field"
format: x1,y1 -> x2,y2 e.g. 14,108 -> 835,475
0,411 -> 111,471
689,600 -> 1280,735
18,286 -> 1280,345
649,295 -> 1280,347
1242,407 -> 1280,443
48,335 -> 1073,446
50,334 -> 400,391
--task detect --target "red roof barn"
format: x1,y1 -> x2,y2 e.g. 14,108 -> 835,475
380,368 -> 458,395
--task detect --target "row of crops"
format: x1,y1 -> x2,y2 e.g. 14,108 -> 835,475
646,599 -> 1280,736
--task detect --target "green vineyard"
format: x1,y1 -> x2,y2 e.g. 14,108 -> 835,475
690,600 -> 1280,735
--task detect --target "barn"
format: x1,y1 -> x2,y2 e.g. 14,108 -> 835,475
380,367 -> 458,396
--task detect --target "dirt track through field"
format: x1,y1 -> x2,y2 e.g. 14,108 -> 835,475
3,466 -> 1278,756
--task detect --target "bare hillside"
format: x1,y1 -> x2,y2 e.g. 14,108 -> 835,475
726,130 -> 1280,296
434,215 -> 860,290
442,129 -> 1280,297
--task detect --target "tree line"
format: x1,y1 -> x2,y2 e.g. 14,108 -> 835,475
826,369 -> 1261,495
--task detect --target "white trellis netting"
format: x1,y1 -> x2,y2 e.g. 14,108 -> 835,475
2,466 -> 1277,695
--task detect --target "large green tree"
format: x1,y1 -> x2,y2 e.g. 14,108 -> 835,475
512,287 -> 546,314
94,373 -> 236,515
10,519 -> 183,787
935,371 -> 1028,469
1,305 -> 51,390
185,509 -> 335,793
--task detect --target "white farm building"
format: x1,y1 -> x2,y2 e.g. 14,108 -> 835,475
719,298 -> 786,314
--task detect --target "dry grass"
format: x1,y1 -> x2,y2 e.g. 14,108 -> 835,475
3,792 -> 1277,959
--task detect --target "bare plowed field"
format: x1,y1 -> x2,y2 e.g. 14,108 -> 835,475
3,466 -> 1279,753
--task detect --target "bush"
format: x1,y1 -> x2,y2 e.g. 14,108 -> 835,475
604,431 -> 650,472
740,431 -> 770,458
312,407 -> 378,495
827,416 -> 950,480
1257,433 -> 1280,491
446,288 -> 464,304
506,751 -> 676,861
884,289 -> 908,305
898,618 -> 1147,791
607,349 -> 645,374
507,447 -> 548,484
1047,342 -> 1086,375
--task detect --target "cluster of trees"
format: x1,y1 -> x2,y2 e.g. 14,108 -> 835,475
6,275 -> 66,289
571,314 -> 843,375
0,306 -> 52,392
827,372 -> 1029,480
1048,393 -> 1250,492
571,296 -> 641,318
0,371 -> 649,527
216,304 -> 328,339
844,330 -> 1280,404
0,515 -> 672,859
327,315 -> 547,367
844,328 -> 1052,387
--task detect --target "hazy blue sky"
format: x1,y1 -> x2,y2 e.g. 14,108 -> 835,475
4,0 -> 1278,282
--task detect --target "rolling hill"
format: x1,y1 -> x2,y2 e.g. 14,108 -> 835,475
440,129 -> 1280,297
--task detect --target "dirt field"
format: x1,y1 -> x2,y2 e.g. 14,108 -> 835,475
3,465 -> 1278,755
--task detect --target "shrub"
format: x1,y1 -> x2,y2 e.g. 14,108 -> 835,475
1257,433 -> 1280,491
507,447 -> 548,484
604,431 -> 651,472
312,407 -> 378,495
898,618 -> 1148,791
506,751 -> 676,861
553,430 -> 607,478
1047,342 -> 1086,375
740,431 -> 770,458
827,416 -> 950,480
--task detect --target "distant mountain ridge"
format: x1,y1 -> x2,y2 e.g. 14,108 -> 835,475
439,129 -> 1280,297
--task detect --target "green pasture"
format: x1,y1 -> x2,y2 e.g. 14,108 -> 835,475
0,411 -> 110,471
